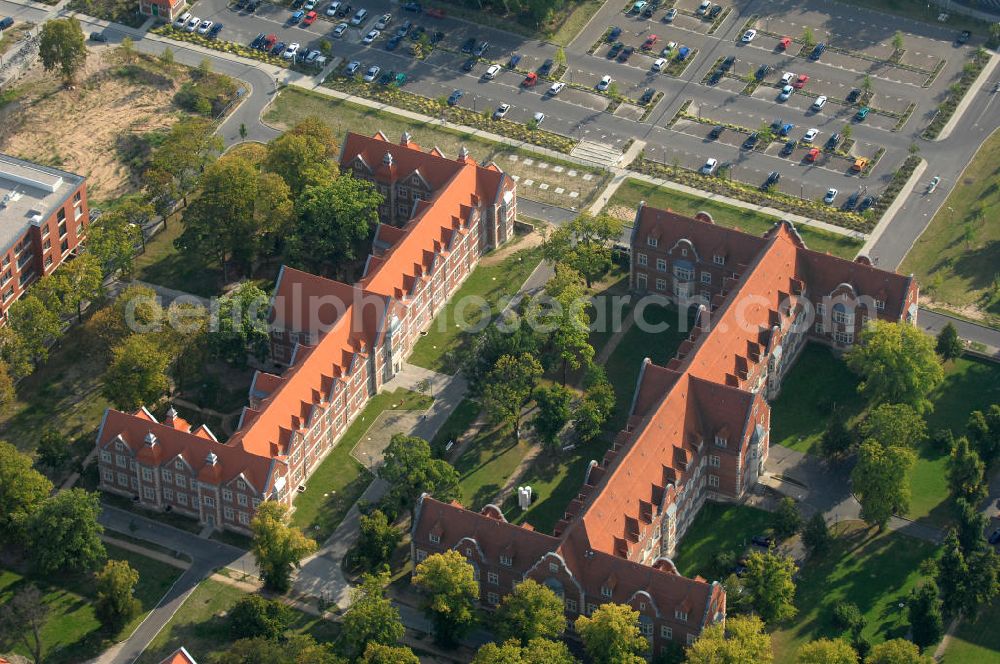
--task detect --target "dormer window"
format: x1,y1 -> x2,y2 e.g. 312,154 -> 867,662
875,299 -> 885,311
429,533 -> 440,544
675,610 -> 688,621
680,248 -> 688,257
714,435 -> 727,448
647,237 -> 658,247
500,554 -> 513,567
601,586 -> 612,598
713,254 -> 725,266
549,562 -> 559,573
175,459 -> 185,470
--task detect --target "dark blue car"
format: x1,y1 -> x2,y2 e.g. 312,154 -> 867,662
386,34 -> 402,50
608,26 -> 622,42
271,41 -> 286,55
508,53 -> 521,69
447,89 -> 463,105
208,23 -> 223,37
289,9 -> 305,23
810,42 -> 826,60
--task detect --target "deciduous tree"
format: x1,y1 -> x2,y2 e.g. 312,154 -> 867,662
103,334 -> 172,411
355,509 -> 402,571
908,579 -> 944,651
9,294 -> 62,364
743,550 -> 797,624
0,584 -> 48,664
250,501 -> 317,593
542,213 -> 624,288
360,643 -> 420,664
342,571 -> 406,658
27,488 -> 105,575
966,404 -> 1000,465
774,497 -> 802,539
88,209 -> 143,279
228,594 -> 293,640
858,403 -> 926,450
95,559 -> 141,632
845,321 -> 943,413
264,117 -> 339,195
954,498 -> 988,553
472,638 -> 577,664
493,578 -> 566,645
412,550 -> 479,645
802,513 -> 832,557
37,429 -> 71,470
39,17 -> 87,85
863,639 -> 933,664
574,603 -> 648,664
0,440 -> 53,537
851,439 -> 914,530
211,282 -> 272,366
935,322 -> 962,361
482,353 -> 542,440
50,253 -> 105,322
146,117 -> 223,210
797,638 -> 857,664
820,408 -> 853,459
946,437 -> 986,505
687,615 -> 772,664
532,385 -> 572,449
287,176 -> 381,279
379,434 -> 460,519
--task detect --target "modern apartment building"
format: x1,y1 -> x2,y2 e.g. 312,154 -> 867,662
95,131 -> 516,532
0,153 -> 89,320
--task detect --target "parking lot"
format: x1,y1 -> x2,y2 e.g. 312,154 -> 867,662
184,0 -> 987,212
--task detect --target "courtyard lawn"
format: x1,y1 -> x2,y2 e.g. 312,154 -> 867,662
408,244 -> 544,374
607,179 -> 863,260
604,302 -> 689,431
770,522 -> 938,664
671,502 -> 777,579
431,398 -> 481,454
771,346 -> 1000,524
137,579 -> 340,664
901,127 -> 1000,327
455,423 -> 534,510
0,545 -> 182,664
290,388 -> 432,541
133,219 -> 226,298
943,598 -> 1000,663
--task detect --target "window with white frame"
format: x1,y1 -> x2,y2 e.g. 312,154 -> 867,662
834,331 -> 854,345
429,533 -> 441,544
487,592 -> 500,605
640,621 -> 653,637
143,487 -> 155,500
714,435 -> 727,448
238,494 -> 248,506
566,598 -> 577,612
178,493 -> 188,506
814,322 -> 825,334
416,549 -> 427,562
500,554 -> 512,567
164,488 -> 174,501
117,472 -> 128,485
656,278 -> 667,291
224,507 -> 234,520
162,469 -> 173,483
102,469 -> 113,482
673,265 -> 694,281
647,237 -> 658,247
701,271 -> 712,284
203,495 -> 215,507
687,634 -> 695,646
675,610 -> 688,621
487,572 -> 498,585
661,625 -> 673,639
116,454 -> 126,467
100,450 -> 112,463
832,305 -> 853,325
587,603 -> 598,616
709,455 -> 721,467
239,512 -> 250,525
708,475 -> 719,488
222,489 -> 233,502
637,253 -> 647,267
656,258 -> 667,272
636,273 -> 647,288
713,254 -> 725,265
237,480 -> 246,491
176,459 -> 185,470
875,299 -> 885,311
601,586 -> 612,598
142,468 -> 153,481
176,475 -> 186,488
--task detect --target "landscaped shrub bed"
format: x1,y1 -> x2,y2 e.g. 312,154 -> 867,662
153,25 -> 286,67
629,155 -> 874,233
922,49 -> 990,139
872,154 -> 921,218
324,75 -> 576,154
68,0 -> 147,26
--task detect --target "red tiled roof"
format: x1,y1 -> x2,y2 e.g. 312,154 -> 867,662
160,647 -> 198,664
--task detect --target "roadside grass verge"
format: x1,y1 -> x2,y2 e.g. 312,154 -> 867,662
290,388 -> 432,541
606,179 -> 863,259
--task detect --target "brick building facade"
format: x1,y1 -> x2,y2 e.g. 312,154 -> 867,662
95,131 -> 516,533
411,204 -> 917,656
0,154 -> 89,320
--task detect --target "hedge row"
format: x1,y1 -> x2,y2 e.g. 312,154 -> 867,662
153,25 -> 287,68
872,154 -> 921,218
922,51 -> 990,139
323,75 -> 576,154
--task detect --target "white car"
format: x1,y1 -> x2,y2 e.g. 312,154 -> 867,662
326,2 -> 340,16
304,0 -> 317,9
697,0 -> 711,13
197,20 -> 213,34
283,42 -> 300,59
700,157 -> 718,175
652,57 -> 667,72
483,64 -> 502,80
778,84 -> 793,101
363,64 -> 380,82
781,72 -> 795,85
333,22 -> 349,37
547,81 -> 565,96
597,75 -> 612,91
926,176 -> 940,193
374,13 -> 391,29
362,29 -> 380,44
493,103 -> 510,119
350,8 -> 368,25
812,95 -> 827,109
533,111 -> 545,124
823,188 -> 838,204
345,60 -> 361,75
802,128 -> 819,142
185,16 -> 200,31
174,11 -> 191,27
741,29 -> 756,42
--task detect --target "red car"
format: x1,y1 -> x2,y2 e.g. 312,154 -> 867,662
426,7 -> 445,17
522,72 -> 538,87
642,34 -> 658,50
264,33 -> 278,49
778,36 -> 791,50
805,147 -> 820,162
302,10 -> 318,24
793,74 -> 809,89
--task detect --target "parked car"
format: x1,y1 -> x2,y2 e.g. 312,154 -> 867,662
375,13 -> 391,29
721,55 -> 735,70
806,146 -> 820,161
751,535 -> 773,547
208,22 -> 223,37
858,195 -> 877,211
362,29 -> 379,44
461,37 -> 476,53
642,34 -> 659,50
597,75 -> 612,91
608,26 -> 622,42
447,89 -> 464,105
618,46 -> 634,62
304,0 -> 317,9
825,132 -> 840,149
956,30 -> 971,45
662,7 -> 677,22
547,81 -> 565,95
708,70 -> 723,85
987,528 -> 1000,545
363,65 -> 380,81
778,36 -> 791,50
778,85 -> 793,101
809,42 -> 826,60
89,31 -> 108,42
812,95 -> 827,110
484,64 -> 501,80
926,175 -> 941,193
173,12 -> 190,28
397,20 -> 412,37
508,53 -> 521,69
653,57 -> 667,72
708,4 -> 722,19
742,132 -> 759,149
741,29 -> 756,42
250,32 -> 266,48
780,139 -> 796,156
185,16 -> 201,31
493,103 -> 510,119
697,0 -> 710,13
708,125 -> 724,140
846,87 -> 862,103
345,60 -> 361,75
283,42 -> 301,59
677,46 -> 690,60
779,122 -> 794,136
386,34 -> 402,49
855,106 -> 870,121
755,64 -> 772,80
305,49 -> 321,65
781,72 -> 795,85
473,40 -> 490,56
246,1 -> 260,13
823,188 -> 838,204
700,157 -> 718,175
289,10 -> 305,23
263,33 -> 278,50
538,59 -> 554,76
852,157 -> 869,172
533,111 -> 545,125
403,1 -> 422,11
302,10 -> 318,25
350,8 -> 368,25
335,2 -> 352,17
793,74 -> 809,89
522,72 -> 538,86
333,22 -> 349,37
326,2 -> 341,16
843,191 -> 860,210
661,41 -> 676,55
271,41 -> 286,55
802,128 -> 818,142
461,57 -> 476,72
639,87 -> 655,104
608,42 -> 624,58
762,171 -> 780,189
